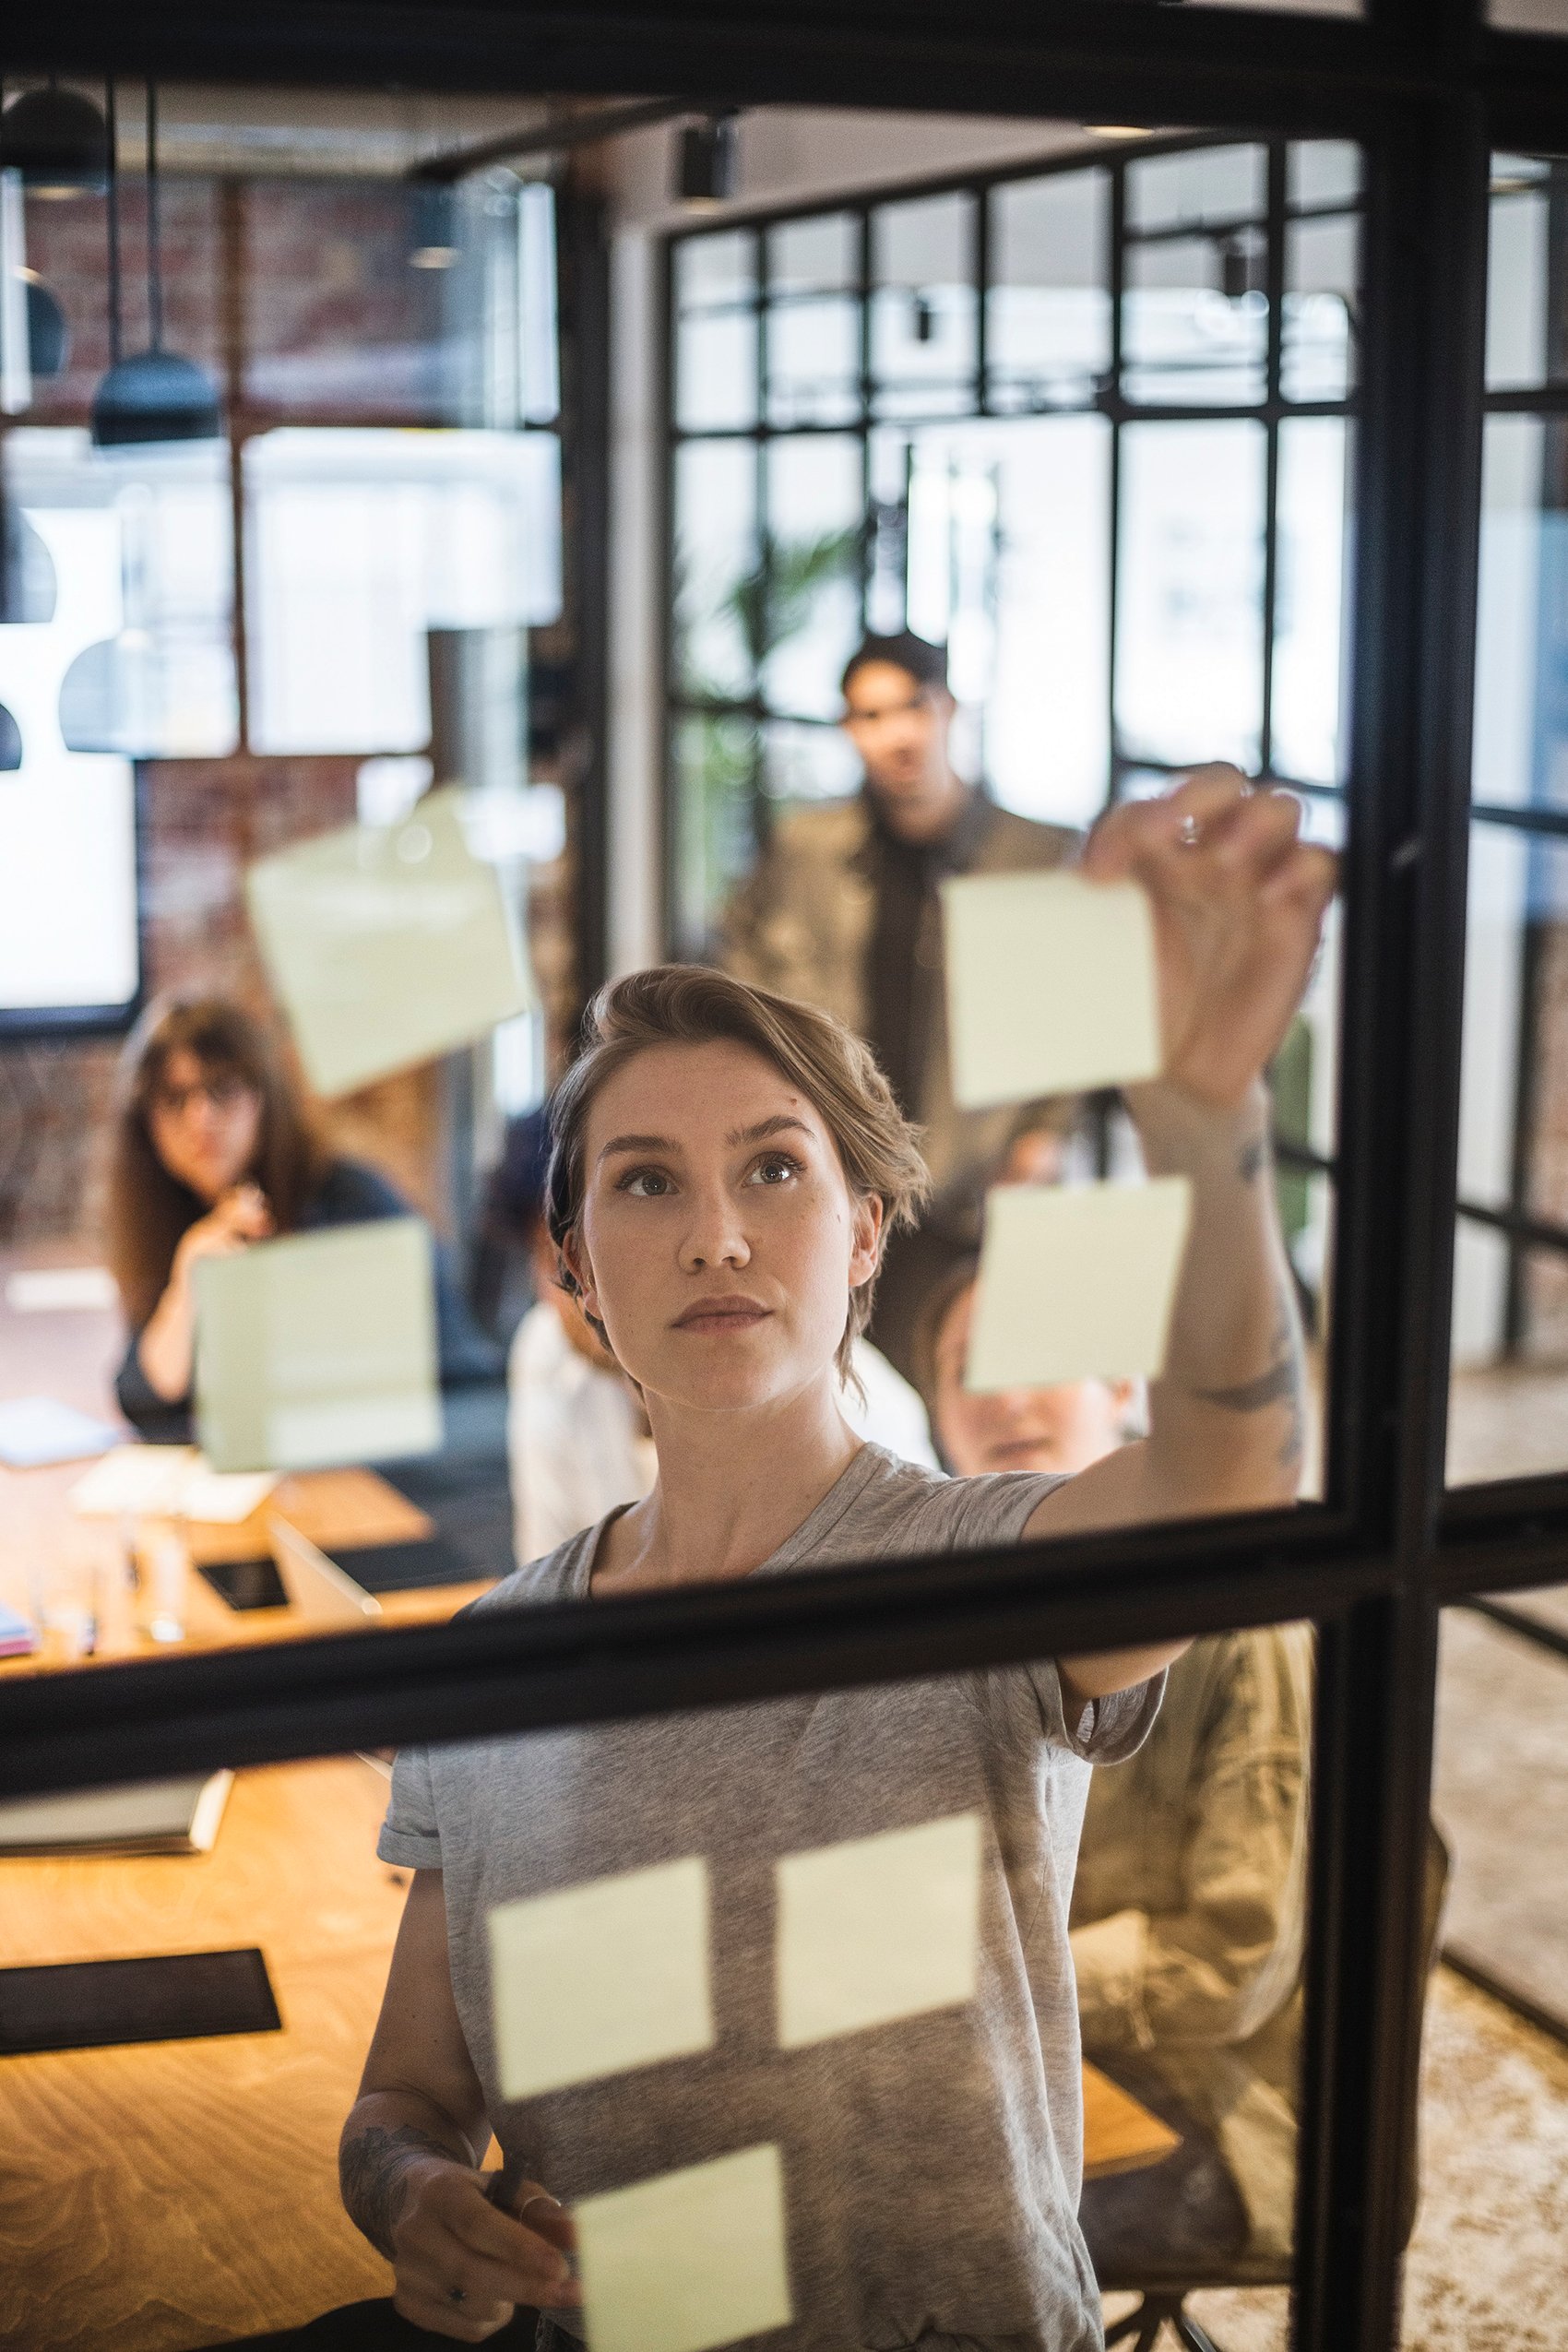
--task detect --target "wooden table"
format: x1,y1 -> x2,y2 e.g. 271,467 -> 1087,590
0,1245 -> 493,1678
0,1752 -> 1180,2351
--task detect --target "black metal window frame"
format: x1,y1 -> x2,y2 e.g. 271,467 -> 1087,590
659,128 -> 1360,950
8,6 -> 1568,2349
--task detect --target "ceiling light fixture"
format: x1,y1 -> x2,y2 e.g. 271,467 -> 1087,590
91,80 -> 222,449
0,79 -> 110,197
675,113 -> 738,209
1086,125 -> 1152,140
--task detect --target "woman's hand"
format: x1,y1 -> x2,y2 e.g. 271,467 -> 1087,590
1082,766 -> 1337,1111
385,2158 -> 579,2343
170,1182 -> 273,1289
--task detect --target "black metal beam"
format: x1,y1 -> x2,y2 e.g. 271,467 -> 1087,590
560,184 -> 613,1002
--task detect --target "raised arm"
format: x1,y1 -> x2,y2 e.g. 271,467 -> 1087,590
1025,770 -> 1336,1703
340,1869 -> 578,2340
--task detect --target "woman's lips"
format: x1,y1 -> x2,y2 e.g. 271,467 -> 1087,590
673,1299 -> 771,1334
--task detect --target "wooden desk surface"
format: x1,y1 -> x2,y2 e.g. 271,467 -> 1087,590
0,1755 -> 1181,2350
0,1246 -> 493,1678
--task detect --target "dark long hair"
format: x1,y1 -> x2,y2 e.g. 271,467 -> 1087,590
105,996 -> 327,1329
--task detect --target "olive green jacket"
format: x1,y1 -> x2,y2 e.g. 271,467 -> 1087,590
1070,1624 -> 1315,2261
719,790 -> 1079,1204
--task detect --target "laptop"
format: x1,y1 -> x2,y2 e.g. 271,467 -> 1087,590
267,1520 -> 385,1629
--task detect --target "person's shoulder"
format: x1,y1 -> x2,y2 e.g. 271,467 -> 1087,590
464,1521 -> 600,1616
311,1157 -> 410,1222
979,805 -> 1081,873
766,795 -> 872,864
829,1444 -> 1063,1557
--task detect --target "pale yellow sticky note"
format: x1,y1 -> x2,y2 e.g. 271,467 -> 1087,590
576,2145 -> 792,2352
965,1177 -> 1192,1393
942,869 -> 1162,1110
68,1445 -> 199,1519
488,1857 -> 713,2101
776,1812 -> 982,2050
193,1218 -> 441,1473
245,785 -> 532,1099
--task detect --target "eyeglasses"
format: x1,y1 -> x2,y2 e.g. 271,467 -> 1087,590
149,1072 -> 252,1120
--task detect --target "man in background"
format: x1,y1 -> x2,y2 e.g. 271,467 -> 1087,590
720,629 -> 1078,1374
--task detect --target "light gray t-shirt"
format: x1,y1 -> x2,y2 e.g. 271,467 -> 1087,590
380,1444 -> 1164,2352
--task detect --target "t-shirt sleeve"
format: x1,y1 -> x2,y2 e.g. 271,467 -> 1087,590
377,1742 -> 445,1870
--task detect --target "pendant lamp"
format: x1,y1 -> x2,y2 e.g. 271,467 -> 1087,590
0,701 -> 21,770
91,81 -> 221,449
0,80 -> 109,197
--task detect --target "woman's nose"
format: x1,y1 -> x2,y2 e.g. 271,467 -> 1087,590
678,1187 -> 751,1271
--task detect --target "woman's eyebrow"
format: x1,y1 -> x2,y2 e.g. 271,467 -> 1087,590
596,1131 -> 676,1164
726,1115 -> 813,1147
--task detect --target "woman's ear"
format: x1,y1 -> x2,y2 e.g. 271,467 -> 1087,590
560,1226 -> 599,1320
849,1192 -> 885,1289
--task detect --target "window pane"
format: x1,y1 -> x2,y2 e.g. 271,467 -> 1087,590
1472,416 -> 1555,811
1125,143 -> 1267,238
1485,157 -> 1553,393
759,435 -> 862,720
673,438 -> 759,705
1287,140 -> 1362,210
765,209 -> 861,432
870,192 -> 978,419
671,709 -> 757,958
1123,232 -> 1268,407
674,230 -> 758,434
1115,421 -> 1267,770
1450,824 -> 1568,1480
1271,418 -> 1352,788
1282,211 -> 1360,403
760,714 -> 861,808
245,427 -> 562,755
987,170 -> 1111,412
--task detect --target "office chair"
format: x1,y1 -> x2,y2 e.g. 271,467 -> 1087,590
1095,1824 -> 1451,2352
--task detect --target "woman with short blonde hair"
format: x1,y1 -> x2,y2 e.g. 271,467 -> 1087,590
343,770 -> 1335,2352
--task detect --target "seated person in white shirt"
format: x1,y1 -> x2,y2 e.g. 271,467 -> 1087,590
509,1192 -> 937,1565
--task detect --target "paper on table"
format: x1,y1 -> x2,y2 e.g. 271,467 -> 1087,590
67,1445 -> 279,1520
965,1177 -> 1192,1393
0,1396 -> 123,1469
576,2145 -> 792,2352
245,785 -> 533,1099
776,1812 -> 982,2050
194,1218 -> 441,1475
69,1445 -> 200,1518
5,1266 -> 118,1313
942,870 -> 1162,1111
488,1856 -> 713,2101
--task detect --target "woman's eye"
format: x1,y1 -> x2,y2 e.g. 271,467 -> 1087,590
749,1153 -> 802,1186
621,1169 -> 672,1198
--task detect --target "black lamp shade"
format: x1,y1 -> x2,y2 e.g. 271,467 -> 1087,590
677,117 -> 738,207
0,703 -> 20,773
91,350 -> 223,448
0,87 -> 110,196
0,506 -> 56,625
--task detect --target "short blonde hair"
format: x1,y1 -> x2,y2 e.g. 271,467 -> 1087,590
545,966 -> 930,1379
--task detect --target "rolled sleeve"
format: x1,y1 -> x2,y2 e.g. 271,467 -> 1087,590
1030,1659 -> 1168,1762
376,1743 -> 445,1871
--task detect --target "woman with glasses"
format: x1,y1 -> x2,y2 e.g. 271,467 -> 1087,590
104,994 -> 487,1441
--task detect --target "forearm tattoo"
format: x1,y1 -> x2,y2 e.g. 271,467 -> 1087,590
1193,1297 -> 1306,1471
340,2122 -> 466,2259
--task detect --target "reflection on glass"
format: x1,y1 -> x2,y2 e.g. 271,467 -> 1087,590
870,191 -> 978,418
766,212 -> 860,429
673,436 -> 759,703
1471,414 -> 1568,812
987,169 -> 1111,410
1123,232 -> 1268,406
674,229 -> 758,434
1115,419 -> 1267,770
1272,418 -> 1351,787
1282,211 -> 1359,402
760,715 -> 864,808
1126,143 -> 1266,238
760,434 -> 863,720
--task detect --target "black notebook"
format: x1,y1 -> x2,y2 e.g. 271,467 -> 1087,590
0,1947 -> 280,2057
